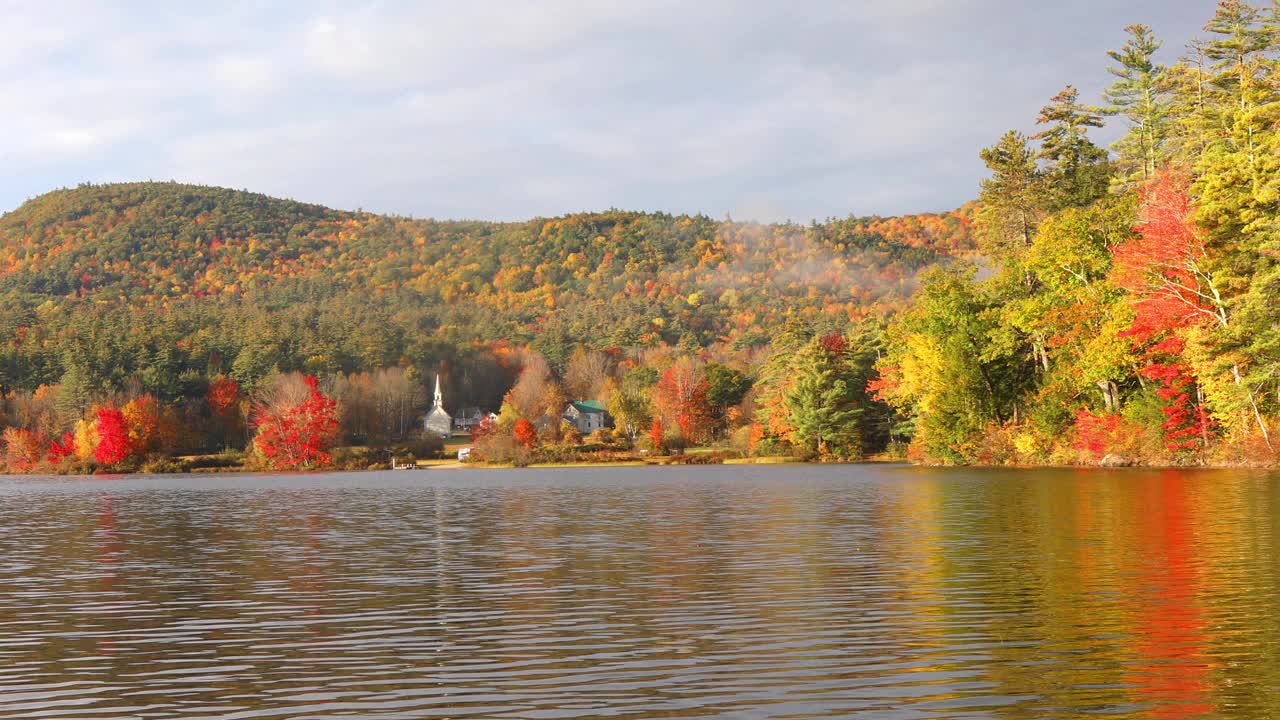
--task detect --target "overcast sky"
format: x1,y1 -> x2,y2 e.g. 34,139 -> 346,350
0,1 -> 1217,222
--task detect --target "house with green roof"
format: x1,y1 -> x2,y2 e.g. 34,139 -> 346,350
563,400 -> 608,434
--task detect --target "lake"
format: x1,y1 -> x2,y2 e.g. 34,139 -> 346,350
1,464 -> 1278,719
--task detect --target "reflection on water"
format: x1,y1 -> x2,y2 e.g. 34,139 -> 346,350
1,465 -> 1278,718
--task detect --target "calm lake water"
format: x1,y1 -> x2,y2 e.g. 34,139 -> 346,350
1,465 -> 1279,719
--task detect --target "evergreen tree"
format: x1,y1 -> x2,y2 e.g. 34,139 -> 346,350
1103,24 -> 1171,182
977,131 -> 1045,255
784,334 -> 864,460
1034,85 -> 1111,209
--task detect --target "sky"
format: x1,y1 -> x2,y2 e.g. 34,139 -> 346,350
0,0 -> 1217,222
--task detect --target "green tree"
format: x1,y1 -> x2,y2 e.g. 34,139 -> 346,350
606,366 -> 658,441
876,267 -> 1020,463
784,334 -> 864,460
704,362 -> 751,431
977,131 -> 1046,255
1034,85 -> 1110,209
1103,24 -> 1170,182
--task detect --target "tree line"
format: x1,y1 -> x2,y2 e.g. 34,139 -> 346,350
875,1 -> 1280,466
3,0 -> 1276,471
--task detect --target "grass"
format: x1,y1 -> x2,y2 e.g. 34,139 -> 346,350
442,435 -> 472,451
526,460 -> 650,468
723,456 -> 804,465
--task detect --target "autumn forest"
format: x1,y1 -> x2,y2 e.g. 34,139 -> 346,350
2,0 -> 1278,471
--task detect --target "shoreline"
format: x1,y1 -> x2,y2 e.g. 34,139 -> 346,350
2,456 -> 1275,478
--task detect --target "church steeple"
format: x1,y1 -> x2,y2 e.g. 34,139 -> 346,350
423,373 -> 452,438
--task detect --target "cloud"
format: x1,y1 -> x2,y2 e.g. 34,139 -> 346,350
0,0 -> 1216,221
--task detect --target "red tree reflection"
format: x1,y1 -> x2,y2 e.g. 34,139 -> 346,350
1127,472 -> 1215,718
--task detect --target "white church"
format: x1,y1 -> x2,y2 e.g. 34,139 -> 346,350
423,375 -> 452,438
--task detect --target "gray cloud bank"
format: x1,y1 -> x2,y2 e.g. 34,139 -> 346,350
0,1 -> 1212,222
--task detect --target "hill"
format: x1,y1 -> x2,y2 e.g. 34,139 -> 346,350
0,182 -> 973,407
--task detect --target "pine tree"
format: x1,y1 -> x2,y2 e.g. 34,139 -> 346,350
784,334 -> 864,460
753,315 -> 817,447
1163,44 -> 1216,163
1203,1 -> 1273,117
1187,3 -> 1280,446
1034,86 -> 1110,209
1103,24 -> 1170,182
977,131 -> 1045,254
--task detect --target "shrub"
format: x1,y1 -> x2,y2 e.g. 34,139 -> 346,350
561,422 -> 583,446
397,433 -> 445,459
750,435 -> 791,458
513,419 -> 537,448
330,446 -> 385,470
3,428 -> 48,472
1071,409 -> 1153,465
973,423 -> 1017,465
140,456 -> 193,474
474,431 -> 533,467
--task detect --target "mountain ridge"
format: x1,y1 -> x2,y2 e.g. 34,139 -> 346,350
0,181 -> 975,403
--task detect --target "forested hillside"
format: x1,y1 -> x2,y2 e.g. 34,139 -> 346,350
0,181 -> 972,469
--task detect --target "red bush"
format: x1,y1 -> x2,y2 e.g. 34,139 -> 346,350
513,418 -> 537,448
47,431 -> 75,462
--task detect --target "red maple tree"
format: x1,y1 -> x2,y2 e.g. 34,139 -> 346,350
94,405 -> 133,466
207,375 -> 242,417
1112,168 -> 1219,342
655,362 -> 712,444
1110,169 -> 1217,453
251,375 -> 340,469
648,418 -> 665,453
1141,361 -> 1214,451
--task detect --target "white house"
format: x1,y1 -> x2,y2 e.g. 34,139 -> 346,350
453,407 -> 497,432
563,400 -> 607,434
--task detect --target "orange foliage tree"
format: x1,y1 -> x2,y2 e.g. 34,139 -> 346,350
122,395 -> 162,456
2,428 -> 48,471
513,418 -> 538,448
654,360 -> 712,445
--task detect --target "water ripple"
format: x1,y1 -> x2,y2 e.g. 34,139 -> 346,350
0,465 -> 1277,718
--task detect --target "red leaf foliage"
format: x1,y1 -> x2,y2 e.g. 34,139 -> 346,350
655,364 -> 712,444
513,418 -> 537,448
48,431 -> 76,463
3,428 -> 48,471
1141,363 -> 1213,451
94,405 -> 133,466
649,418 -> 664,452
819,333 -> 848,355
1112,169 -> 1215,345
252,375 -> 340,469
